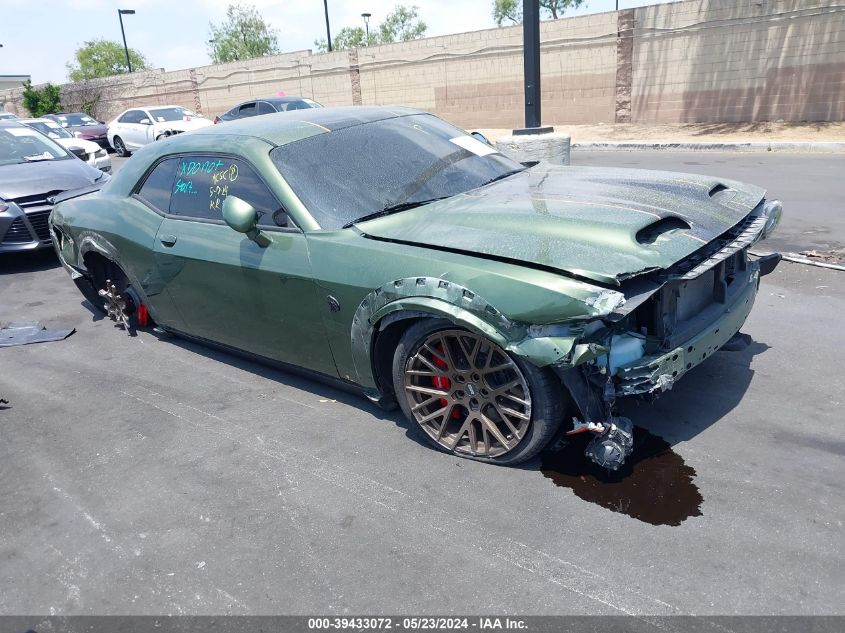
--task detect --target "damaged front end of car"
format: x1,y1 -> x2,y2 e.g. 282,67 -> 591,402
512,199 -> 783,470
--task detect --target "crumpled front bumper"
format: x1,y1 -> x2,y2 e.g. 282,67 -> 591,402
614,263 -> 761,396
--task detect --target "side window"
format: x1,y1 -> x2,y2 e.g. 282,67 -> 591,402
168,156 -> 288,227
257,101 -> 275,115
119,110 -> 140,124
238,102 -> 256,117
136,158 -> 179,212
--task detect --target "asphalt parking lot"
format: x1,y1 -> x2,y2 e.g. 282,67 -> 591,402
0,152 -> 843,616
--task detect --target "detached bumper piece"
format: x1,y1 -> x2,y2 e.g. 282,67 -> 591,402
0,321 -> 75,347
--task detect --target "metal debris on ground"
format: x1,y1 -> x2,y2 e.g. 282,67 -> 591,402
0,321 -> 75,348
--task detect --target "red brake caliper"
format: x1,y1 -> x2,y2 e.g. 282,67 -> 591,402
431,345 -> 461,419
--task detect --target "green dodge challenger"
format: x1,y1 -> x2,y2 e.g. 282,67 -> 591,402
49,106 -> 782,470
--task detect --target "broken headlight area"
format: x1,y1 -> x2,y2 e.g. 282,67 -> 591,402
547,202 -> 781,471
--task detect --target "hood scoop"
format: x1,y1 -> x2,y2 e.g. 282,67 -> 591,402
636,216 -> 691,245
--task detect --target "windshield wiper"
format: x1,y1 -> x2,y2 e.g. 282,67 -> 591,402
342,196 -> 450,229
477,168 -> 526,188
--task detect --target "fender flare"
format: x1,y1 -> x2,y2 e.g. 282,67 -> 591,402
350,277 -> 526,391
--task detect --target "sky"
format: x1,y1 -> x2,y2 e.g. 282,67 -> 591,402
0,0 -> 672,85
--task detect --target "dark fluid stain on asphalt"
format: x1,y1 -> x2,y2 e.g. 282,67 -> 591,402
540,427 -> 703,526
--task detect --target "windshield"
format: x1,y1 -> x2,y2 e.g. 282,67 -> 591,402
54,113 -> 99,127
281,99 -> 321,111
26,121 -> 74,139
149,107 -> 196,122
270,114 -> 522,230
0,126 -> 71,166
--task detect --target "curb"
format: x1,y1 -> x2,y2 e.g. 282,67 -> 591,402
572,141 -> 845,153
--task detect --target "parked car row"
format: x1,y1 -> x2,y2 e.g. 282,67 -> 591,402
0,95 -> 323,159
18,118 -> 111,172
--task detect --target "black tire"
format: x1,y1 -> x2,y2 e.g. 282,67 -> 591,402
112,136 -> 129,157
392,318 -> 565,466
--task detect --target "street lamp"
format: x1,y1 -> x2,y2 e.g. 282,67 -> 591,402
323,0 -> 333,52
362,13 -> 371,45
117,9 -> 136,73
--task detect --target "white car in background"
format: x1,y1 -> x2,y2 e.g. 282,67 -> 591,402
106,105 -> 213,156
18,118 -> 111,173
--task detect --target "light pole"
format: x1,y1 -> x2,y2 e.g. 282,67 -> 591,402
118,9 -> 136,73
323,0 -> 333,52
362,13 -> 371,45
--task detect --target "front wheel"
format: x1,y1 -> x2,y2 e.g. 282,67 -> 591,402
393,319 -> 564,465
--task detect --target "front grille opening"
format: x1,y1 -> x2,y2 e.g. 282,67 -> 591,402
626,249 -> 749,351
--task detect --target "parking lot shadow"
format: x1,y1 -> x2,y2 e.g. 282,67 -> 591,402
533,337 -> 769,525
616,338 -> 770,444
158,333 -> 406,426
0,250 -> 60,275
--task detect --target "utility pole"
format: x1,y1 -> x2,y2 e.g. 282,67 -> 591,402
323,0 -> 333,52
118,9 -> 136,73
515,0 -> 551,134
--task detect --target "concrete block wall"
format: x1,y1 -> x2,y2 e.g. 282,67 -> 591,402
631,0 -> 845,123
1,0 -> 843,127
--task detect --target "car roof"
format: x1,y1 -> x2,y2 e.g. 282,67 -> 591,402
197,105 -> 422,146
0,120 -> 26,128
17,117 -> 55,124
239,96 -> 315,105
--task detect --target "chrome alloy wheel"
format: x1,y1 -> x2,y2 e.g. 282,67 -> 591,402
402,330 -> 533,458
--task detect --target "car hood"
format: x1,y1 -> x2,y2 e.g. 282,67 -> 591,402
355,164 -> 766,285
0,159 -> 104,200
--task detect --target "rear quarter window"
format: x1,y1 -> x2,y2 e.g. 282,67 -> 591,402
137,158 -> 179,212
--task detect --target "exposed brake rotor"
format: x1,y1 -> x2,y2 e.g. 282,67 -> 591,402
98,279 -> 136,331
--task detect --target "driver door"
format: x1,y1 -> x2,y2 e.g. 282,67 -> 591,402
147,154 -> 337,376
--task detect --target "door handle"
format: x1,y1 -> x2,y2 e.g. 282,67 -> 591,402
159,234 -> 177,247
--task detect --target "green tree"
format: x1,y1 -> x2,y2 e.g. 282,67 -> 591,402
314,4 -> 427,52
314,26 -> 378,53
208,4 -> 280,63
66,39 -> 151,81
493,0 -> 587,26
378,5 -> 427,43
21,80 -> 62,117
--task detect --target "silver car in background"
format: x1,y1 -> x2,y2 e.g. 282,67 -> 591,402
0,120 -> 107,254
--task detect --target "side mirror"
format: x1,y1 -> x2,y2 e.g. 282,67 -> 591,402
470,131 -> 491,145
139,118 -> 152,125
222,196 -> 270,247
68,146 -> 88,160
